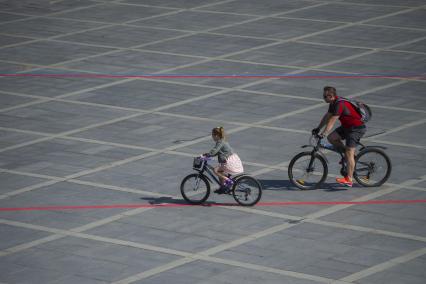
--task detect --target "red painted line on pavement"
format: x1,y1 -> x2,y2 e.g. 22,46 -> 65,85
0,73 -> 425,80
0,199 -> 425,212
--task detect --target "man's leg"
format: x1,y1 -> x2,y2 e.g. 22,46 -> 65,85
345,147 -> 356,180
327,129 -> 345,153
336,127 -> 365,187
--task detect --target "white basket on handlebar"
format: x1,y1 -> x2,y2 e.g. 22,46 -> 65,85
193,157 -> 204,170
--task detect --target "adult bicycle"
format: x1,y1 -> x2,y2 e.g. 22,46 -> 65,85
180,156 -> 262,206
288,134 -> 391,190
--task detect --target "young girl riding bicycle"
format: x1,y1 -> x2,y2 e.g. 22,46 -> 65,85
204,127 -> 244,194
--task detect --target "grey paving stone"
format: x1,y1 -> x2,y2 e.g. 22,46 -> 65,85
0,61 -> 28,73
112,206 -> 286,242
0,264 -> 66,284
86,220 -> 223,253
166,90 -> 319,123
363,106 -> 426,133
366,9 -> 426,29
374,257 -> 426,279
0,17 -> 104,38
214,240 -> 343,272
319,200 -> 426,238
343,0 -> 426,6
0,40 -> 115,66
2,137 -> 30,160
0,0 -> 97,16
158,60 -> 296,88
74,113 -> 233,149
331,246 -> 402,267
244,70 -> 396,99
122,0 -> 230,9
214,17 -> 341,39
138,261 -> 323,284
199,266 -> 324,284
0,209 -> 116,230
0,74 -> 121,97
41,236 -> 180,264
360,81 -> 426,110
62,50 -> 201,74
48,274 -> 108,284
0,181 -> 149,209
357,270 -> 426,284
0,224 -> 51,250
132,10 -> 254,32
0,171 -> 46,194
1,246 -> 163,282
324,51 -> 426,75
69,80 -> 219,110
342,231 -> 426,254
0,138 -> 145,176
298,259 -> 368,279
59,2 -> 173,23
379,123 -> 426,146
57,25 -> 187,48
0,12 -> 30,23
201,0 -> 321,16
0,34 -> 32,47
0,101 -> 136,134
281,3 -> 403,22
0,93 -> 35,109
143,33 -> 275,57
395,38 -> 426,53
228,42 -> 367,68
301,25 -> 426,49
134,271 -> 206,284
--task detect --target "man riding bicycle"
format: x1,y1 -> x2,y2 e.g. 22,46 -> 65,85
312,86 -> 366,187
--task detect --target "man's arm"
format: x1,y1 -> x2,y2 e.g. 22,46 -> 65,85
315,112 -> 332,130
321,115 -> 339,136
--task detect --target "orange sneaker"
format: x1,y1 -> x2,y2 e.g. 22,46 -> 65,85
336,176 -> 353,187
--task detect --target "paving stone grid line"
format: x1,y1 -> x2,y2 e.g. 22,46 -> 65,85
0,1 -> 425,284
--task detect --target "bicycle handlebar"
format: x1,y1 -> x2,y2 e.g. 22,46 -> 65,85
200,155 -> 213,161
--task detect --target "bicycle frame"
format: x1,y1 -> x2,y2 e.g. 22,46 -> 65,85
303,135 -> 388,175
194,158 -> 222,187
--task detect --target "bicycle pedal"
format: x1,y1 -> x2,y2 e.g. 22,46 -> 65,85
296,179 -> 305,185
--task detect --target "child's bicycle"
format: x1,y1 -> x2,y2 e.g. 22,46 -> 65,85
180,156 -> 262,206
288,133 -> 392,190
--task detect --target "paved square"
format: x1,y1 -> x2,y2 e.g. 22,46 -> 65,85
0,1 -> 425,283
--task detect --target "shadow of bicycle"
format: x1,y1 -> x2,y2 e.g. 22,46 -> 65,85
140,196 -> 239,207
259,179 -> 346,191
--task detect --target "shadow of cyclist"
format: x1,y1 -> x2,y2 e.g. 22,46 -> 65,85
259,179 -> 347,191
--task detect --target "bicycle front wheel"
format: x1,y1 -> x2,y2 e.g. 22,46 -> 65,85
354,148 -> 391,187
180,173 -> 210,204
288,152 -> 328,190
232,175 -> 262,206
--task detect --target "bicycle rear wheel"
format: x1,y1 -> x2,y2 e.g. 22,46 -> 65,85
288,152 -> 328,190
354,148 -> 391,187
232,175 -> 262,206
180,173 -> 210,204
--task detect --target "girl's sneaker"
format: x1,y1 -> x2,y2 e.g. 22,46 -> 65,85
214,186 -> 228,194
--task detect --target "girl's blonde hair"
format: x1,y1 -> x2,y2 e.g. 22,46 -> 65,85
212,126 -> 225,140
